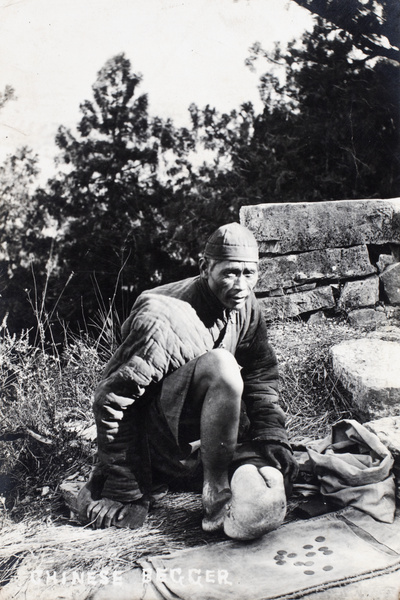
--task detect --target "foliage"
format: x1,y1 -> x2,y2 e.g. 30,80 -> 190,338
268,319 -> 359,443
0,317 -> 113,521
248,21 -> 400,201
0,85 -> 16,111
40,53 -> 197,329
0,147 -> 54,334
2,8 -> 400,333
0,147 -> 41,274
289,0 -> 400,63
188,19 -> 399,217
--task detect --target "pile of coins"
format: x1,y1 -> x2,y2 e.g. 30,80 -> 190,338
273,536 -> 334,576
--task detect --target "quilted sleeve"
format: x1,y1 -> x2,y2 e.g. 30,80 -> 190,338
236,299 -> 290,448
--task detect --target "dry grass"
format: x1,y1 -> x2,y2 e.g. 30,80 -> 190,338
268,318 -> 362,443
0,493 -> 206,577
0,326 -> 101,524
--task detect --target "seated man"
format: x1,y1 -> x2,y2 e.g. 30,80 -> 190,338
77,223 -> 298,539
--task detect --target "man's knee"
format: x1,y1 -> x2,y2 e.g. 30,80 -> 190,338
195,349 -> 243,396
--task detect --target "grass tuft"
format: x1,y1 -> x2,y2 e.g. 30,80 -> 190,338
268,318 -> 361,444
0,321 -> 105,522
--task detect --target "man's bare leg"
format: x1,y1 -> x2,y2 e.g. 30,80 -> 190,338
189,349 -> 243,532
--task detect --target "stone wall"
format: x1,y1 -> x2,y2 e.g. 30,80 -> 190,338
240,198 -> 400,322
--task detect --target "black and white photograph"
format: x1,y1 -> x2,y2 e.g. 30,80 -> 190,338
1,1 -> 399,599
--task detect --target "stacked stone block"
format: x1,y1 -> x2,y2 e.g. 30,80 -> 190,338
240,198 -> 400,321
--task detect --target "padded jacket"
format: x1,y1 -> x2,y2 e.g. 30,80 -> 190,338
93,276 -> 289,502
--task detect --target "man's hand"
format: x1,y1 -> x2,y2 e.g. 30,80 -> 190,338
85,497 -> 150,529
76,476 -> 149,529
86,498 -> 124,529
259,443 -> 299,483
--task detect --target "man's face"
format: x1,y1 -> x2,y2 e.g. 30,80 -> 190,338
202,259 -> 259,310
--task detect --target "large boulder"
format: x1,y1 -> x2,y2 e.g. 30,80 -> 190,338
330,339 -> 400,420
257,245 -> 375,293
240,198 -> 400,255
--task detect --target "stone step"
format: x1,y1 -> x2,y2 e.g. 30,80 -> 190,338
330,339 -> 400,421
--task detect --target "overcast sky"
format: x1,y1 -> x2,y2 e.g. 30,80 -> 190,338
0,0 -> 312,180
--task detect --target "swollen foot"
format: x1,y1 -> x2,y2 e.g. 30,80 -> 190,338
202,482 -> 232,532
223,464 -> 286,540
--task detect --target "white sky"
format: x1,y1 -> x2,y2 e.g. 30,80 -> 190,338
0,0 -> 313,180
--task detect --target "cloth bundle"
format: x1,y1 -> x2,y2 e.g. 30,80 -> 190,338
305,419 -> 395,523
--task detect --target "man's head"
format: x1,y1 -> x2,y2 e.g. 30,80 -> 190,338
199,223 -> 259,310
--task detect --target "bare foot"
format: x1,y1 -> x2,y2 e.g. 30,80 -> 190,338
202,482 -> 231,532
223,464 -> 286,540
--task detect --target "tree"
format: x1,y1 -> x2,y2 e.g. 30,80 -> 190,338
4,18 -> 400,335
187,19 -> 399,211
251,22 -> 399,200
42,53 -> 196,327
0,147 -> 41,273
0,147 -> 52,332
289,0 -> 400,63
0,86 -> 53,333
0,85 -> 16,111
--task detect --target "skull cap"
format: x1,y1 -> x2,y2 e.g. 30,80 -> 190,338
204,222 -> 259,263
